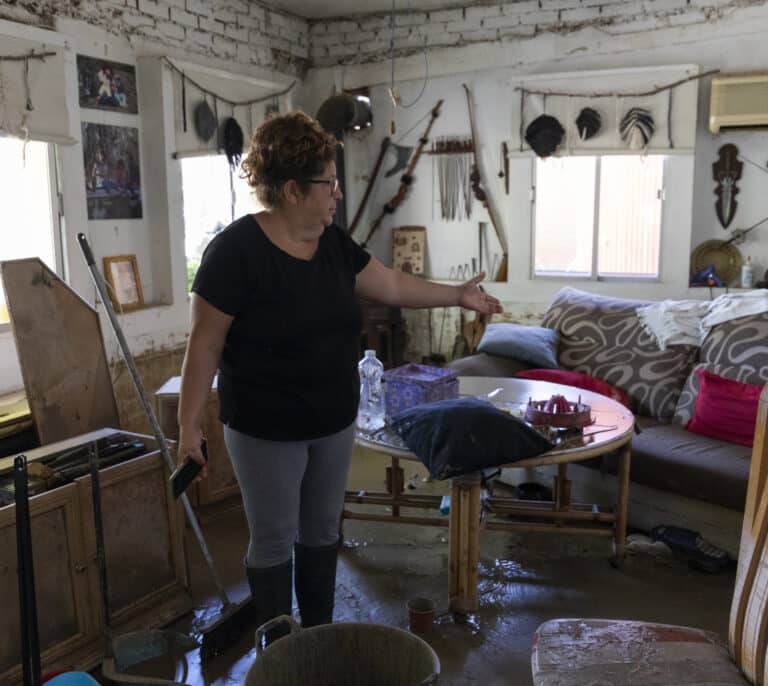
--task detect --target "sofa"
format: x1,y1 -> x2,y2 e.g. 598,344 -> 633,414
449,286 -> 768,556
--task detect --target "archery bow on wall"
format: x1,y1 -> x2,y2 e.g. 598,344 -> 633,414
359,99 -> 443,249
463,84 -> 509,282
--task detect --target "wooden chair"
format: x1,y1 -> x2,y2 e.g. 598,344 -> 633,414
530,384 -> 768,686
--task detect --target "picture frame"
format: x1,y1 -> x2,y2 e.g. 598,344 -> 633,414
77,55 -> 139,114
103,255 -> 144,311
82,123 -> 143,220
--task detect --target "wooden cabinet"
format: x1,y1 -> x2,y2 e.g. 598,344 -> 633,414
155,376 -> 240,507
360,302 -> 405,369
0,429 -> 191,684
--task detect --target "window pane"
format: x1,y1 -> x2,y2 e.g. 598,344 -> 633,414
180,155 -> 263,291
597,155 -> 663,277
0,139 -> 55,324
232,164 -> 262,219
534,157 -> 596,275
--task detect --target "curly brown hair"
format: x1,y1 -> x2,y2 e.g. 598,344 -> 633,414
241,111 -> 338,209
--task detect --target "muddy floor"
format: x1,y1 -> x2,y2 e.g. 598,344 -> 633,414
109,448 -> 736,685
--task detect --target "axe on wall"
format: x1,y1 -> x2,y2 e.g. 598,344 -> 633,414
384,143 -> 414,177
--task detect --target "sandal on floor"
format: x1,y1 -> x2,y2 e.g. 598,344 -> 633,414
651,525 -> 729,572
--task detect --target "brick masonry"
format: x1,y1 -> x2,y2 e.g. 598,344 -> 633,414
308,0 -> 768,66
0,0 -> 311,76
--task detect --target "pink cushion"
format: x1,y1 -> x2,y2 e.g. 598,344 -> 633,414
515,368 -> 632,408
686,369 -> 761,447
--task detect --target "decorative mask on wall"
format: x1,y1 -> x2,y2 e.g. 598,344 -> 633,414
712,143 -> 742,229
193,100 -> 216,142
619,107 -> 655,150
525,114 -> 565,158
575,107 -> 602,141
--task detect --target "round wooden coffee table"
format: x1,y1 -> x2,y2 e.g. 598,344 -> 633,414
349,376 -> 635,617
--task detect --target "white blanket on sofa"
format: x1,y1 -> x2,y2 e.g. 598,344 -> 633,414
636,289 -> 768,350
636,300 -> 710,350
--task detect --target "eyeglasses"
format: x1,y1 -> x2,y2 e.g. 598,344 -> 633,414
307,177 -> 340,195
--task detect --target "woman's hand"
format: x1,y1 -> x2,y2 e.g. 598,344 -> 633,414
458,273 -> 503,314
177,424 -> 209,481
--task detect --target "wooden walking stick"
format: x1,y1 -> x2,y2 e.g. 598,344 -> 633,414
463,84 -> 508,282
359,99 -> 443,249
348,136 -> 391,235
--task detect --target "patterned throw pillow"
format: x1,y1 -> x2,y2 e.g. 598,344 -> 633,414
541,287 -> 698,420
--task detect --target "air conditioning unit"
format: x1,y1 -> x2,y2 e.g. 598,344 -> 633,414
709,72 -> 768,133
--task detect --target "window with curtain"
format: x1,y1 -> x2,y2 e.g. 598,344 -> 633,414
533,154 -> 665,279
180,155 -> 262,291
0,137 -> 59,325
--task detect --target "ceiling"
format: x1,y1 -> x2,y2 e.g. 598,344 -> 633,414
263,0 -> 480,20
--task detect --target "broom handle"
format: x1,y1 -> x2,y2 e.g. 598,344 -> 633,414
76,233 -> 231,608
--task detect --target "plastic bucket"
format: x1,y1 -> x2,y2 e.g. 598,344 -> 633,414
246,616 -> 440,686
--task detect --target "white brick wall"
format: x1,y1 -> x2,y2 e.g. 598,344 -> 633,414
0,0 -> 310,76
307,0 -> 761,67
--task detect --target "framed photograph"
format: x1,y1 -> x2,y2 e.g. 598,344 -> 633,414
103,255 -> 144,311
82,123 -> 142,220
77,55 -> 138,114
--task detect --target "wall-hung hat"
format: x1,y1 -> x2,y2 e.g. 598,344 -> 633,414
620,107 -> 655,150
223,117 -> 244,169
194,100 -> 217,142
525,115 -> 565,158
575,107 -> 601,141
316,93 -> 372,135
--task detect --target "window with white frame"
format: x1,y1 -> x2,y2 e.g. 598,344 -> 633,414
179,155 -> 262,290
0,137 -> 59,325
533,154 -> 665,279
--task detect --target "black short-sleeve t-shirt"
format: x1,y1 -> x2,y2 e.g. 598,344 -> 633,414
192,215 -> 371,441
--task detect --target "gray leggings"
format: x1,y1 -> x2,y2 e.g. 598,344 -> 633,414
224,422 -> 355,568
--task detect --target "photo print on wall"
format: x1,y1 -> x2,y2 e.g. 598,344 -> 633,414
77,55 -> 138,114
82,123 -> 142,220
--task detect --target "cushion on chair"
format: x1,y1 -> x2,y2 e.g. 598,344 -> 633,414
532,618 -> 749,686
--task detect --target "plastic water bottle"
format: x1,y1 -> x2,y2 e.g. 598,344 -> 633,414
357,350 -> 386,431
742,255 -> 754,289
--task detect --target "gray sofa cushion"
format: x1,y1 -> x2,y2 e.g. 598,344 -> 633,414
541,287 -> 698,420
591,424 -> 751,511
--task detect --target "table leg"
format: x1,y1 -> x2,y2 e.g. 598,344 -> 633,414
612,442 -> 632,567
449,474 -> 481,617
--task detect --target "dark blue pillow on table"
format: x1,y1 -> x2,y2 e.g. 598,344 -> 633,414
390,397 -> 555,480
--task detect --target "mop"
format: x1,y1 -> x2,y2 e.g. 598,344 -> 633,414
77,233 -> 259,660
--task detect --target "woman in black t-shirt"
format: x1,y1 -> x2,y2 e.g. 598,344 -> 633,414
177,111 -> 501,642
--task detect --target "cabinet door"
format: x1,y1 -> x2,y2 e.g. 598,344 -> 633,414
0,484 -> 94,684
76,452 -> 191,632
156,390 -> 240,507
197,394 -> 240,505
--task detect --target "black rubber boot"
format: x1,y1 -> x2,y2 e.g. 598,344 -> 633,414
245,558 -> 293,646
294,540 -> 339,627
